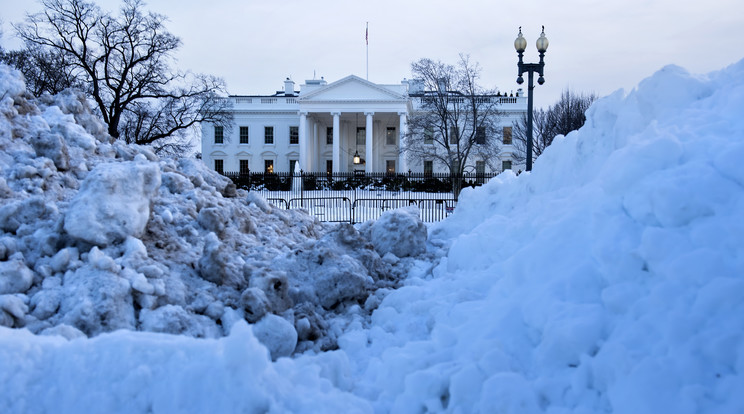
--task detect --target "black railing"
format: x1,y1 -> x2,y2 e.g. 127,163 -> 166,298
223,171 -> 495,194
221,170 -> 497,223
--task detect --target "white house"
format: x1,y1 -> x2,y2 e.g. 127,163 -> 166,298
201,75 -> 527,174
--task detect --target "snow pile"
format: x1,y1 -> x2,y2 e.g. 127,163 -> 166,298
0,63 -> 419,353
330,60 -> 744,412
2,58 -> 744,413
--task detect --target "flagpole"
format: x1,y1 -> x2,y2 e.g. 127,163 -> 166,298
366,22 -> 369,80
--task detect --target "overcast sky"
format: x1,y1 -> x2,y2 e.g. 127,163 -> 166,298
2,0 -> 743,109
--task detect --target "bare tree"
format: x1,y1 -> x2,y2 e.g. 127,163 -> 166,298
13,0 -> 231,154
549,89 -> 597,137
403,54 -> 502,195
513,88 -> 596,164
511,107 -> 552,163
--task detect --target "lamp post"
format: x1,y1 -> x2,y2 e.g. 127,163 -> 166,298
515,26 -> 549,172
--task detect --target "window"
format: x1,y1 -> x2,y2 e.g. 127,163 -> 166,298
289,159 -> 298,173
502,160 -> 512,171
476,127 -> 486,144
239,126 -> 249,144
424,128 -> 433,145
289,126 -> 299,145
264,126 -> 274,144
476,160 -> 486,174
239,159 -> 249,175
264,159 -> 274,173
326,160 -> 333,175
356,127 -> 365,145
214,159 -> 224,174
386,127 -> 396,145
214,126 -> 223,144
503,126 -> 513,145
386,160 -> 396,174
326,127 -> 333,145
449,126 -> 458,144
424,160 -> 433,176
452,160 -> 460,175
476,161 -> 486,184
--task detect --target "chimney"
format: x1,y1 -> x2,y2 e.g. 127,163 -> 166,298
408,79 -> 424,95
284,77 -> 295,96
437,78 -> 447,92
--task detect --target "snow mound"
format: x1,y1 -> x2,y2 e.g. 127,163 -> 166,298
339,59 -> 744,412
0,63 -> 415,354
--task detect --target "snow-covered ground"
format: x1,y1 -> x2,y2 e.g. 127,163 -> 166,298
1,57 -> 743,413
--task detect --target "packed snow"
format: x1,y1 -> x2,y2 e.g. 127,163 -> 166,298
1,57 -> 744,413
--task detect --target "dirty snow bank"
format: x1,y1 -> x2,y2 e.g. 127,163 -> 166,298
0,64 -> 425,354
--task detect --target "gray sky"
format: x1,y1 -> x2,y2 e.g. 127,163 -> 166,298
2,0 -> 743,109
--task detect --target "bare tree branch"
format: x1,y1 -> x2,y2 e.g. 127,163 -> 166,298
12,0 -> 232,154
403,55 -> 503,195
513,88 -> 597,164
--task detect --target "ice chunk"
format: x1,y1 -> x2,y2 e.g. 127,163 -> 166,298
59,267 -> 135,336
369,206 -> 427,258
64,161 -> 161,246
30,130 -> 70,170
0,65 -> 26,103
39,323 -> 86,340
30,287 -> 62,320
0,197 -> 57,234
49,247 -> 79,274
0,254 -> 34,294
0,294 -> 28,327
252,313 -> 298,360
240,287 -> 270,323
139,304 -> 221,338
198,232 -> 246,288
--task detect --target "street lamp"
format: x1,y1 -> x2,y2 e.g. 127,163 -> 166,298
515,26 -> 548,171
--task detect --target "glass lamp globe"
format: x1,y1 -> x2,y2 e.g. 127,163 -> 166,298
514,29 -> 527,53
536,28 -> 549,53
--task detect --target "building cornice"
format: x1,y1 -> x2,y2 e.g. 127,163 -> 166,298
233,110 -> 299,116
300,99 -> 407,104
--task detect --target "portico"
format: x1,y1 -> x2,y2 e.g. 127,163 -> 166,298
297,75 -> 410,173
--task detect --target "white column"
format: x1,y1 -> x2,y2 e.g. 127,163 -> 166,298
312,121 -> 319,172
365,112 -> 374,173
299,112 -> 308,171
398,111 -> 408,173
332,112 -> 341,172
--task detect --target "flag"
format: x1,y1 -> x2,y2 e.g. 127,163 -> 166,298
366,23 -> 368,45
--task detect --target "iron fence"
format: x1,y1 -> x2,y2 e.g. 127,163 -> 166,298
222,170 -> 496,223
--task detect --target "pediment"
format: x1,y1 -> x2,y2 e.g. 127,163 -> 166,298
300,75 -> 406,102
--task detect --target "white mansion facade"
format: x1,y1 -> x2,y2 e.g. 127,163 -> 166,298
201,75 -> 527,175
